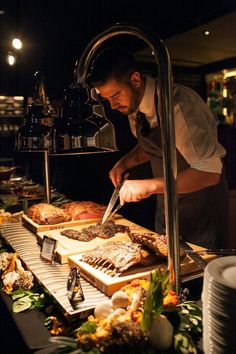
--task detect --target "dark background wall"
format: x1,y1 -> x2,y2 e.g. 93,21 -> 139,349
0,0 -> 235,98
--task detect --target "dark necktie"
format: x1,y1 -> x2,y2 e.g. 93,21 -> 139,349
137,111 -> 150,136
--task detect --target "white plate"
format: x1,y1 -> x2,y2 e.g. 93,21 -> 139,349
205,256 -> 236,290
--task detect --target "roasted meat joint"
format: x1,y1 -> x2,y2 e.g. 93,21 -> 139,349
25,201 -> 106,225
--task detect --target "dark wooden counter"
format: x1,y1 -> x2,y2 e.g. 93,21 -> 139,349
0,287 -> 57,353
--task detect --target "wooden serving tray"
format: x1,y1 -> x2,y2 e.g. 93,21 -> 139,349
36,217 -> 130,264
22,213 -> 122,234
68,242 -> 218,296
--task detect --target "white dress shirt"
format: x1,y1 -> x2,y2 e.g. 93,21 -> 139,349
128,76 -> 226,174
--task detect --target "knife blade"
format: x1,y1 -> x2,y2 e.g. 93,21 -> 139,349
186,248 -> 236,256
102,183 -> 123,224
180,239 -> 208,270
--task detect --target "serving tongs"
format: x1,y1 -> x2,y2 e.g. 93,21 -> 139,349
102,183 -> 123,224
67,268 -> 85,309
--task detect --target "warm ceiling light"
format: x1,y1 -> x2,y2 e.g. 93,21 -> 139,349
7,52 -> 17,66
224,70 -> 236,78
204,30 -> 210,36
12,38 -> 22,50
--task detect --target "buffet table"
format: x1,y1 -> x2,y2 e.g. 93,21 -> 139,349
0,220 -> 206,353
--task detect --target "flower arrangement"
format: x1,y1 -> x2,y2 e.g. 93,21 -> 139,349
48,269 -> 202,354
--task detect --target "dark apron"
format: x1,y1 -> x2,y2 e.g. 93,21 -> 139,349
136,114 -> 228,249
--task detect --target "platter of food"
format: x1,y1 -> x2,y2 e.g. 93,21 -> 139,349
0,179 -> 62,212
68,229 -> 218,296
22,201 -> 110,233
16,185 -> 46,200
37,219 -> 131,263
36,217 -> 167,264
68,251 -> 162,296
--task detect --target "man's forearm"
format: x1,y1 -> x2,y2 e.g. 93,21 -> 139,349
119,167 -> 221,205
177,168 -> 221,193
150,168 -> 221,194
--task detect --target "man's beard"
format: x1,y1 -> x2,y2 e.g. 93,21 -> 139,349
126,88 -> 140,115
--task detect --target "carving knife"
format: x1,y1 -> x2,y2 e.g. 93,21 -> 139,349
186,248 -> 236,256
102,183 -> 123,224
180,239 -> 208,270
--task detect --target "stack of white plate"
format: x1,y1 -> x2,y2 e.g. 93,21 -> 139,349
202,256 -> 236,354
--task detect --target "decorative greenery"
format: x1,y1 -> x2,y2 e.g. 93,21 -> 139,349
77,321 -> 97,335
0,196 -> 19,211
141,269 -> 172,331
11,289 -> 49,313
174,332 -> 198,354
51,196 -> 73,207
48,337 -> 101,354
48,336 -> 84,353
174,301 -> 202,353
43,270 -> 203,354
140,270 -> 202,353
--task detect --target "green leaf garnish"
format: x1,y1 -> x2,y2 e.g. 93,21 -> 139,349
141,268 -> 171,331
11,290 -> 48,313
77,321 -> 97,334
12,296 -> 32,313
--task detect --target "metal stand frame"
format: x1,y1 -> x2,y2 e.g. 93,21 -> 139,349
17,150 -> 51,203
43,150 -> 50,203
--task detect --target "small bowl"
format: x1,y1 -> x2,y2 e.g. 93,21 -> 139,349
0,167 -> 14,181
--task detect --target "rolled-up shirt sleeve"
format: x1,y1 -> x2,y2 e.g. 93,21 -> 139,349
191,156 -> 223,173
174,85 -> 226,174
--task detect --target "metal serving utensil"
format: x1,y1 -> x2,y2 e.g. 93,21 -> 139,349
102,183 -> 123,224
67,268 -> 85,308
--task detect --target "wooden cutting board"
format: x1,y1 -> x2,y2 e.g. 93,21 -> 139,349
22,213 -> 122,234
37,217 -> 130,263
68,244 -> 218,296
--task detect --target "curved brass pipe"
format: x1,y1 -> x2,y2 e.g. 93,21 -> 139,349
75,24 -> 180,293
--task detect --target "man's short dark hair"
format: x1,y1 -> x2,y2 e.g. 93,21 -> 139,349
86,46 -> 140,87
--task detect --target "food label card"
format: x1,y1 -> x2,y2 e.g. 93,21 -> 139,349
40,235 -> 57,263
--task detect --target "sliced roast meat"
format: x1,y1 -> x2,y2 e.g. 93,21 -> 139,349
60,229 -> 95,242
129,232 -> 186,258
129,232 -> 168,257
60,220 -> 129,241
83,220 -> 129,239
